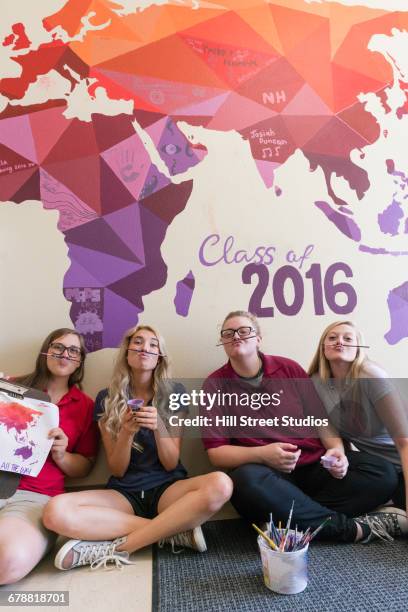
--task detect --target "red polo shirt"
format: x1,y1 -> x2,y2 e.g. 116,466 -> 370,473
18,385 -> 98,497
202,353 -> 325,466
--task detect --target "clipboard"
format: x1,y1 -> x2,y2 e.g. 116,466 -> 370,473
0,379 -> 50,499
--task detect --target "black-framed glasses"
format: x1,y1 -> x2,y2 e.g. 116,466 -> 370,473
220,326 -> 254,340
49,342 -> 82,359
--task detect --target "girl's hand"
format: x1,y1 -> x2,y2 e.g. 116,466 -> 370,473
121,408 -> 141,435
260,443 -> 301,473
48,427 -> 68,461
134,405 -> 158,431
323,448 -> 349,479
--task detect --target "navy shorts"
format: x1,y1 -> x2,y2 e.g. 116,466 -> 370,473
107,478 -> 185,519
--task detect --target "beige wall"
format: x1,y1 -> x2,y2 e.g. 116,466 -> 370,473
1,0 -> 408,395
1,2 -> 408,492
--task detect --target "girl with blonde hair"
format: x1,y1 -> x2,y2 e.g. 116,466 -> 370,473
45,324 -> 232,569
309,320 -> 408,535
309,320 -> 367,381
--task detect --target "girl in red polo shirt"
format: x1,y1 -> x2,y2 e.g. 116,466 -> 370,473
0,328 -> 98,585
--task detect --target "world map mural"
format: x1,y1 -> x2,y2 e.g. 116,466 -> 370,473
1,0 -> 408,351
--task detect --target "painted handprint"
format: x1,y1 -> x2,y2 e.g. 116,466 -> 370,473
118,148 -> 142,182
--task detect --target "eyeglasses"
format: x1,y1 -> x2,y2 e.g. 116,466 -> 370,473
49,342 -> 82,359
220,326 -> 254,340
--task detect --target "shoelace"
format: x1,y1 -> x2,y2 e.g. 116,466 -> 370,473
158,530 -> 192,554
90,550 -> 134,571
375,513 -> 401,538
74,540 -> 133,570
363,515 -> 396,542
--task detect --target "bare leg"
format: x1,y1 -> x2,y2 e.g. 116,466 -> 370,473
0,518 -> 54,585
43,490 -> 149,540
119,472 -> 233,553
45,473 -> 232,554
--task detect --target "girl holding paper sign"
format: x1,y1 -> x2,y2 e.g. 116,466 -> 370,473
202,310 -> 405,544
309,320 -> 408,536
0,328 -> 98,585
45,324 -> 232,570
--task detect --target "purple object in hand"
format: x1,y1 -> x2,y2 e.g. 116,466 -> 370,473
127,398 -> 144,411
321,455 -> 338,469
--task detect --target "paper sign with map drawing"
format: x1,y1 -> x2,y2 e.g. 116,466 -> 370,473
0,392 -> 58,477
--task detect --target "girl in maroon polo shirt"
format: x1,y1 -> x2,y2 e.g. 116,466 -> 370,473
203,310 -> 402,543
0,328 -> 98,585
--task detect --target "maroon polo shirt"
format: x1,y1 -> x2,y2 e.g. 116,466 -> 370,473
202,353 -> 326,466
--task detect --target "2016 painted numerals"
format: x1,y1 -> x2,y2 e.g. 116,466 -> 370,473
242,262 -> 357,317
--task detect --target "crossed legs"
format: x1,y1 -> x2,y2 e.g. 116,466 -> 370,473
43,472 -> 232,554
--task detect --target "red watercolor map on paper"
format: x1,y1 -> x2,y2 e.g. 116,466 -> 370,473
0,394 -> 58,477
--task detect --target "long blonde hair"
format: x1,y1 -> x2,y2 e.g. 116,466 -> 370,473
99,324 -> 170,437
308,320 -> 369,381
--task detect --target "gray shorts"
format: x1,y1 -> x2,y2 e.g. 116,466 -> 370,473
0,489 -> 57,552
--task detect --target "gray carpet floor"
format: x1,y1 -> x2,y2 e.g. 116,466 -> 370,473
153,518 -> 408,612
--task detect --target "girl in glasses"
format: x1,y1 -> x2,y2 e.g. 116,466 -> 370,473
202,310 -> 404,543
0,328 -> 98,585
308,320 -> 408,535
45,324 -> 232,570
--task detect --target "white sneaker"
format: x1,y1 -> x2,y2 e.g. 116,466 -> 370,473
356,507 -> 408,542
54,536 -> 134,570
158,526 -> 207,553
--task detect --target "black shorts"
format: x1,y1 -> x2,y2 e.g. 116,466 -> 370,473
107,478 -> 185,519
